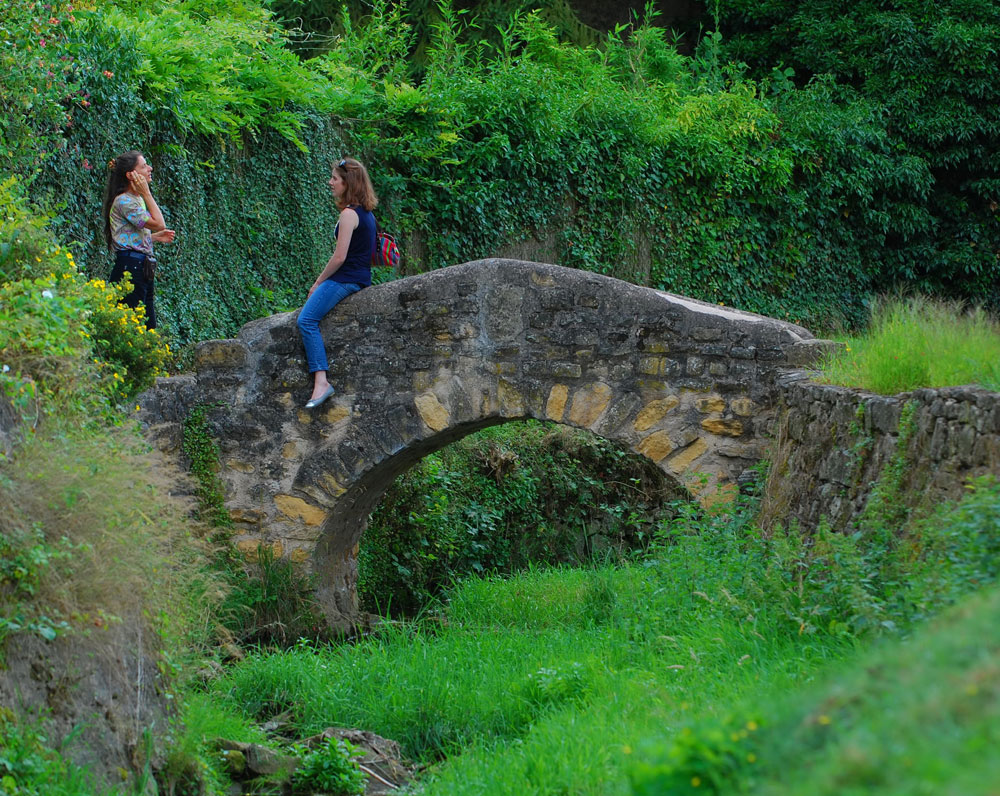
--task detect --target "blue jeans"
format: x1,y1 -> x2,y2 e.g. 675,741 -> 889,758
297,280 -> 362,373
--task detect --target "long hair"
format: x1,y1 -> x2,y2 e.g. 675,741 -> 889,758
102,150 -> 143,249
334,157 -> 378,212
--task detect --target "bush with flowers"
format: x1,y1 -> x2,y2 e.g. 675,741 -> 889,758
81,276 -> 171,403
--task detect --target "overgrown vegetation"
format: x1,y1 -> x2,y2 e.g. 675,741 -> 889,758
718,0 -> 1000,304
3,0 -> 1000,793
818,296 -> 1000,394
360,421 -> 683,615
203,477 -> 1000,793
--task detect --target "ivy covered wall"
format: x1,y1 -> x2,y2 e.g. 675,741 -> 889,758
6,0 -> 997,347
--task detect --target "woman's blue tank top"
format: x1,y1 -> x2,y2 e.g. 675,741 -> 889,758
332,204 -> 375,287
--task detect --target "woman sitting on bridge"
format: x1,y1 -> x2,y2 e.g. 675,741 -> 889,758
297,157 -> 377,409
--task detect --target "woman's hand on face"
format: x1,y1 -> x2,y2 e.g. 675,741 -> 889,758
128,172 -> 151,196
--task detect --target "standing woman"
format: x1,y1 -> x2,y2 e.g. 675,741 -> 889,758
102,150 -> 175,329
297,157 -> 377,409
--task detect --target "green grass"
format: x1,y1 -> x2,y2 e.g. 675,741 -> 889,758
725,583 -> 1000,795
197,480 -> 1000,795
817,295 -> 1000,394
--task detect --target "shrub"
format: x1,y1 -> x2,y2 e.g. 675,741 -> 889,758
291,736 -> 366,796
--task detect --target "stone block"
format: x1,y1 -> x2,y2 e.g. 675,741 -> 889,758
637,431 -> 675,462
568,382 -> 613,428
701,418 -> 744,437
546,384 -> 569,421
415,392 -> 450,432
695,396 -> 726,414
633,396 -> 681,432
666,437 -> 709,474
194,339 -> 249,371
729,397 -> 756,416
274,495 -> 328,526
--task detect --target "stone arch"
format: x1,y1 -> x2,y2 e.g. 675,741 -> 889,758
138,259 -> 834,629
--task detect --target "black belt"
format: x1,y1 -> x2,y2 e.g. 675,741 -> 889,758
118,249 -> 149,260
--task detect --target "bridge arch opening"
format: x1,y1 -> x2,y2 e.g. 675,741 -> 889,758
306,410 -> 708,624
351,419 -> 693,618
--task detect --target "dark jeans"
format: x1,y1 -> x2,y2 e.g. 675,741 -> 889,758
110,249 -> 156,329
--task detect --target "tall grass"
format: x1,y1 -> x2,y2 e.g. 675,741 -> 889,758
201,479 -> 1000,794
818,295 -> 1000,394
0,421 -> 224,667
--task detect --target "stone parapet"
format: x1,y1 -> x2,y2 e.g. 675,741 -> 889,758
766,372 -> 1000,530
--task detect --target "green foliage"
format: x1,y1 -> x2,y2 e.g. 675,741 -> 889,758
359,421 -> 681,616
3,0 -> 967,345
0,711 -> 104,796
720,584 -> 1000,795
164,693 -> 269,796
291,736 -> 366,796
818,295 -> 1000,394
0,176 -> 170,426
218,544 -> 324,647
182,404 -> 232,528
718,0 -> 1000,302
0,1 -> 80,182
628,715 -> 761,796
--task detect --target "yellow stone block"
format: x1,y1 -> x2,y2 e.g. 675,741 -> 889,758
296,409 -> 312,425
279,392 -> 294,408
667,437 -> 709,474
323,405 -> 350,424
281,442 -> 298,460
320,473 -> 347,498
235,539 -> 283,560
695,396 -> 726,413
637,430 -> 675,462
730,397 -> 756,416
701,418 -> 744,437
235,539 -> 260,559
702,482 -> 739,508
568,382 -> 613,427
226,459 -> 255,473
289,548 -> 309,564
639,357 -> 664,376
415,392 -> 450,432
530,271 -> 557,287
274,494 -> 329,526
633,396 -> 680,432
546,384 -> 569,421
499,380 -> 525,416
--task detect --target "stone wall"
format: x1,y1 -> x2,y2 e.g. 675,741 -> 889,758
765,372 -> 1000,530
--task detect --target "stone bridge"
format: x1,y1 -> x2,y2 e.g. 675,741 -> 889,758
138,259 -> 833,628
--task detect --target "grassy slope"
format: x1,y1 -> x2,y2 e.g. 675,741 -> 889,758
753,584 -> 1000,795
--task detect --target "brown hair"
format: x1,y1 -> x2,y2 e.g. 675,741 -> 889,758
101,150 -> 143,250
334,157 -> 378,212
